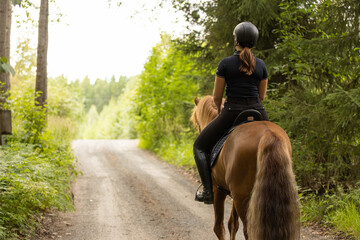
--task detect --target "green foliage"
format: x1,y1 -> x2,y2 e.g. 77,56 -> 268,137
170,0 -> 360,188
12,39 -> 37,86
331,202 -> 360,238
79,75 -> 128,113
130,0 -> 359,236
11,0 -> 22,6
108,76 -> 139,139
266,86 -> 360,188
155,134 -> 195,167
170,0 -> 282,89
0,83 -> 78,239
134,34 -> 200,166
0,142 -> 76,239
47,115 -> 78,146
78,75 -> 138,139
10,87 -> 47,144
0,57 -> 15,76
0,39 -> 79,239
48,75 -> 84,122
266,0 -> 360,189
9,74 -> 84,145
301,187 -> 360,239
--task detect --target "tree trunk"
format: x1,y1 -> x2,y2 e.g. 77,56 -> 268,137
0,0 -> 11,97
0,0 -> 12,143
35,0 -> 48,107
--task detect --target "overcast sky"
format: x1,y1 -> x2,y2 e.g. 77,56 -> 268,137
11,0 -> 189,82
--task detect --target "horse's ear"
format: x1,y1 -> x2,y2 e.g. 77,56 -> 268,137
194,97 -> 199,106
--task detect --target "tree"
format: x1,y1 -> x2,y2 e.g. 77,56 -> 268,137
35,0 -> 49,107
169,0 -> 282,94
0,0 -> 13,144
135,34 -> 200,151
0,0 -> 12,91
167,0 -> 360,188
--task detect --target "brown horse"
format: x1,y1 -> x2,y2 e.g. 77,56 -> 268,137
191,96 -> 300,240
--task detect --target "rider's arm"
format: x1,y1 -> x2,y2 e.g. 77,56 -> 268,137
213,76 -> 225,114
258,78 -> 268,101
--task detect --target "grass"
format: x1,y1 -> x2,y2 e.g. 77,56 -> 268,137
300,189 -> 360,239
331,201 -> 360,238
46,116 -> 78,145
137,131 -> 196,169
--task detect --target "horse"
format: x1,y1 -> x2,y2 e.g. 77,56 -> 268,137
191,95 -> 300,240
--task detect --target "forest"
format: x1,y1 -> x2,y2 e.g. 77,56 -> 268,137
0,0 -> 359,239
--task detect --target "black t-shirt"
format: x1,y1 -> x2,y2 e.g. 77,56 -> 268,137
216,51 -> 268,98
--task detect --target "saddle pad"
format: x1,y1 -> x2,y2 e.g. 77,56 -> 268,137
209,121 -> 253,167
209,109 -> 264,167
210,133 -> 230,167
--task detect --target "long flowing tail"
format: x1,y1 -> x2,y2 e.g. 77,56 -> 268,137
247,130 -> 300,240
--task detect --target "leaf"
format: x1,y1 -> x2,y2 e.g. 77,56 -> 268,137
1,56 -> 8,63
0,63 -> 16,76
11,0 -> 22,6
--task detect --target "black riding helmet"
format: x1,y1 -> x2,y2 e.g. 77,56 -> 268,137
233,22 -> 259,48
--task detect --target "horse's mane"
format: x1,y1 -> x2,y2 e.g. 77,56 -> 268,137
191,96 -> 220,131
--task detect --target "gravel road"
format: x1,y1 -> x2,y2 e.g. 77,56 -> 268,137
37,140 -> 340,240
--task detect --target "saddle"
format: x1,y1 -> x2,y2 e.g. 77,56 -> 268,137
209,109 -> 263,167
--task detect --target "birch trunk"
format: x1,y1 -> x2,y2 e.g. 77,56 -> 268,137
35,0 -> 49,107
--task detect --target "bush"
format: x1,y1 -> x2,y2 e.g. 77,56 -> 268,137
0,142 -> 76,239
300,187 -> 360,239
135,34 -> 201,164
0,73 -> 79,239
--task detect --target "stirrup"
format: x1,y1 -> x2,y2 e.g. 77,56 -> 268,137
195,184 -> 214,204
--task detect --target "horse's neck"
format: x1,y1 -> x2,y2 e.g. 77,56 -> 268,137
202,108 -> 218,129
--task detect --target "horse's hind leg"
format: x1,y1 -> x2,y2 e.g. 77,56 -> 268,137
213,187 -> 227,240
228,202 -> 240,240
233,197 -> 249,240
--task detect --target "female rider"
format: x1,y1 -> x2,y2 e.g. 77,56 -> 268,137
193,22 -> 270,204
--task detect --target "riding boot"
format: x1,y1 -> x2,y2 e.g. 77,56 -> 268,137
193,147 -> 214,204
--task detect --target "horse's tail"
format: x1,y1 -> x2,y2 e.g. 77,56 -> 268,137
247,130 -> 300,240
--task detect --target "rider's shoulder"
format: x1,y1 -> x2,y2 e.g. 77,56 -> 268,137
255,57 -> 266,67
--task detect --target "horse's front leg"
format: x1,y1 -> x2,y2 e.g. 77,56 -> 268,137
213,186 -> 227,240
228,202 -> 239,240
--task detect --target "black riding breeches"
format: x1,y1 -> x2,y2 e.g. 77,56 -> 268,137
193,97 -> 269,157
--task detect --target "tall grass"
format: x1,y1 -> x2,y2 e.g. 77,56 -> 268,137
148,134 -> 195,168
301,188 -> 360,239
332,202 -> 360,238
47,115 -> 78,145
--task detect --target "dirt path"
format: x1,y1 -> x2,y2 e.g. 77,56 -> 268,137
37,140 -> 339,240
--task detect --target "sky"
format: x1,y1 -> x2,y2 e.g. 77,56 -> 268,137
11,0 -> 190,82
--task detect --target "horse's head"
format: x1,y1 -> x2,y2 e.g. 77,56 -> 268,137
190,96 -> 221,133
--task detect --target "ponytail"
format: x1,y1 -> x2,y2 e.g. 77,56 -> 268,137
239,47 -> 256,75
